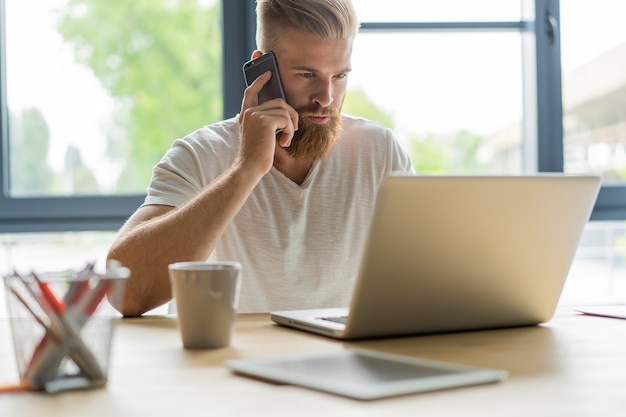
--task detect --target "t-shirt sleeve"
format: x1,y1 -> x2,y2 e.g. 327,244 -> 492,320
142,119 -> 239,208
387,130 -> 415,174
144,138 -> 208,207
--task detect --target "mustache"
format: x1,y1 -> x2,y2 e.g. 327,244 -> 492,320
296,104 -> 339,118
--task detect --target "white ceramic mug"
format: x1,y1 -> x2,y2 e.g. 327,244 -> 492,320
168,262 -> 242,349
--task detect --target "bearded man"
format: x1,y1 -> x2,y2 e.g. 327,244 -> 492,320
107,0 -> 413,317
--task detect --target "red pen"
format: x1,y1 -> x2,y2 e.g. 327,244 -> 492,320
35,278 -> 67,315
25,273 -> 105,385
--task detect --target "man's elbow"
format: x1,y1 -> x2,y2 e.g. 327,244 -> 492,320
108,292 -> 146,317
106,252 -> 145,317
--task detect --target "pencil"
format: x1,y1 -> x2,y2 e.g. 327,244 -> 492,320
0,381 -> 34,394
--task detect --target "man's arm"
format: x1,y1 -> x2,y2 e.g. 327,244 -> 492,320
107,71 -> 298,317
107,164 -> 261,316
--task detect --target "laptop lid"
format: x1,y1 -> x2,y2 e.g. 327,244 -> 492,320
271,174 -> 601,340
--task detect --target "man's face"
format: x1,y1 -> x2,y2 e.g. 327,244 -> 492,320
273,28 -> 353,161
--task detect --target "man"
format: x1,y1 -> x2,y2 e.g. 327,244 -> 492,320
107,0 -> 413,316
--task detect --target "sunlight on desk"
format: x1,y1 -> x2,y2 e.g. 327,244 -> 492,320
1,310 -> 626,416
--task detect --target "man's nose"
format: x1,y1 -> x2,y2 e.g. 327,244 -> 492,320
311,79 -> 333,108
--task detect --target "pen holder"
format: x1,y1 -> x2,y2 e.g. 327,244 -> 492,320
3,262 -> 129,393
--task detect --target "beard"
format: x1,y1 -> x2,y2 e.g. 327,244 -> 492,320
282,103 -> 342,161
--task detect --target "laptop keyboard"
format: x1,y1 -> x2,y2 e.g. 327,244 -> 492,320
319,315 -> 347,324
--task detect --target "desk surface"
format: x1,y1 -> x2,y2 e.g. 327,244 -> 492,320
1,309 -> 625,417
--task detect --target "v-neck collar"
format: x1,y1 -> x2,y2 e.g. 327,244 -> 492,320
270,159 -> 321,190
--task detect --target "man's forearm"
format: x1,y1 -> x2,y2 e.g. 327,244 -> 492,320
107,162 -> 262,316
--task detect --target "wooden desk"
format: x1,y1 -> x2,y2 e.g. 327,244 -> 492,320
1,309 -> 625,416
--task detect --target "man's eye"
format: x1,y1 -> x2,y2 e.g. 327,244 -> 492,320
302,72 -> 314,78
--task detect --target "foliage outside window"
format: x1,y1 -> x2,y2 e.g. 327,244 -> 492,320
8,0 -> 222,196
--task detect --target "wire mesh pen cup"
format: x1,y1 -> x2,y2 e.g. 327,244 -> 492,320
3,262 -> 129,393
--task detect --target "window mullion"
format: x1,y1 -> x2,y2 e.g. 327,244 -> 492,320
534,0 -> 564,172
222,0 -> 257,119
0,0 -> 8,198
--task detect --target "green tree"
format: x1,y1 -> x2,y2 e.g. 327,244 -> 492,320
406,134 -> 448,174
406,130 -> 489,174
64,145 -> 99,194
343,90 -> 489,174
451,130 -> 489,173
8,108 -> 57,196
56,0 -> 223,192
343,89 -> 393,128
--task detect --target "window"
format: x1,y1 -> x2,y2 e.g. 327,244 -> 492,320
561,1 -> 626,183
0,0 -> 224,231
3,0 -> 618,231
7,0 -> 223,198
348,23 -> 524,175
559,0 -> 626,305
347,0 -> 554,179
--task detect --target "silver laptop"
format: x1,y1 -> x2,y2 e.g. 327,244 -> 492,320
271,174 -> 601,340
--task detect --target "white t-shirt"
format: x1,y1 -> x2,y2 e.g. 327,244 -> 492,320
145,115 -> 413,312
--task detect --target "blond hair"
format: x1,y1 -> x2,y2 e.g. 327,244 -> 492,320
256,0 -> 359,52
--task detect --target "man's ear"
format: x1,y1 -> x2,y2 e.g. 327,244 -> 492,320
251,50 -> 263,59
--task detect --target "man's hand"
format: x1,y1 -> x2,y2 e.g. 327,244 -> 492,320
237,71 -> 299,175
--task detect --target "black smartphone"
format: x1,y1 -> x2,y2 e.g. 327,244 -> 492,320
243,51 -> 286,104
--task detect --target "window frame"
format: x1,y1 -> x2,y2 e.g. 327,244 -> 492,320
0,0 -> 619,233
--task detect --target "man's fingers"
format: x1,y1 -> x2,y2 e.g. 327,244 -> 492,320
276,111 -> 299,147
241,71 -> 272,109
240,71 -> 298,146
